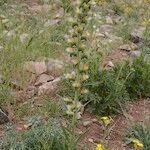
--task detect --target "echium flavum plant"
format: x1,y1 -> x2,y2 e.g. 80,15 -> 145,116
64,0 -> 94,119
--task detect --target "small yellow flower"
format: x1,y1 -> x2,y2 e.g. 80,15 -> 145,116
101,116 -> 113,126
96,144 -> 104,150
132,139 -> 144,148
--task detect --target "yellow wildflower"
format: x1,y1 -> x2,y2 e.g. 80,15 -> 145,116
101,116 -> 113,126
96,144 -> 104,150
132,139 -> 144,148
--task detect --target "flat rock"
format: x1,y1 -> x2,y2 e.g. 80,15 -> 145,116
130,27 -> 145,43
99,24 -> 114,34
119,43 -> 138,52
83,120 -> 92,127
38,77 -> 61,95
106,16 -> 113,24
35,74 -> 54,86
0,109 -> 9,125
24,61 -> 47,75
46,59 -> 64,77
129,50 -> 141,58
107,61 -> 115,67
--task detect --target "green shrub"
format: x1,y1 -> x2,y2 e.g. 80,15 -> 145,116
125,57 -> 150,98
88,63 -> 129,115
0,119 -> 86,150
0,0 -> 7,6
87,56 -> 150,115
125,124 -> 150,150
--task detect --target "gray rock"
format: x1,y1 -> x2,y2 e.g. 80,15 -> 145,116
99,25 -> 114,34
130,27 -> 145,43
129,50 -> 141,58
0,109 -> 9,125
46,59 -> 64,77
83,120 -> 92,127
24,61 -> 47,75
119,43 -> 138,52
35,74 -> 54,86
38,77 -> 61,95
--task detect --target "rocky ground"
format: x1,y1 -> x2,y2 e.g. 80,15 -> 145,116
0,0 -> 150,150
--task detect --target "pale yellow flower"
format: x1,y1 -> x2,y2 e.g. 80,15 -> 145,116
72,81 -> 81,88
101,116 -> 113,126
63,97 -> 73,103
132,139 -> 144,148
81,74 -> 89,81
81,88 -> 89,94
80,64 -> 89,71
65,72 -> 76,80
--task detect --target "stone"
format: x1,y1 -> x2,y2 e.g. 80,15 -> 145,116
46,59 -> 64,77
106,16 -> 113,24
119,43 -> 138,52
130,27 -> 145,43
88,138 -> 94,143
24,61 -> 47,75
20,33 -> 29,44
129,50 -> 141,58
83,120 -> 92,127
106,34 -> 123,45
107,61 -> 114,67
38,77 -> 61,95
0,109 -> 9,125
35,74 -> 54,86
99,25 -> 114,34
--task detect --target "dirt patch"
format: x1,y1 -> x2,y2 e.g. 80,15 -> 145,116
20,0 -> 40,6
78,99 -> 150,150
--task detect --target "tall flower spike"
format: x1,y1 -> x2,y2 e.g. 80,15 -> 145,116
64,0 -> 92,118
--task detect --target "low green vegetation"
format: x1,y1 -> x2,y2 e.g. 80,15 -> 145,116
0,0 -> 150,149
125,124 -> 150,150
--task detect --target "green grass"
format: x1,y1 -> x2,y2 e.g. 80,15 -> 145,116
125,124 -> 150,150
0,0 -> 150,149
